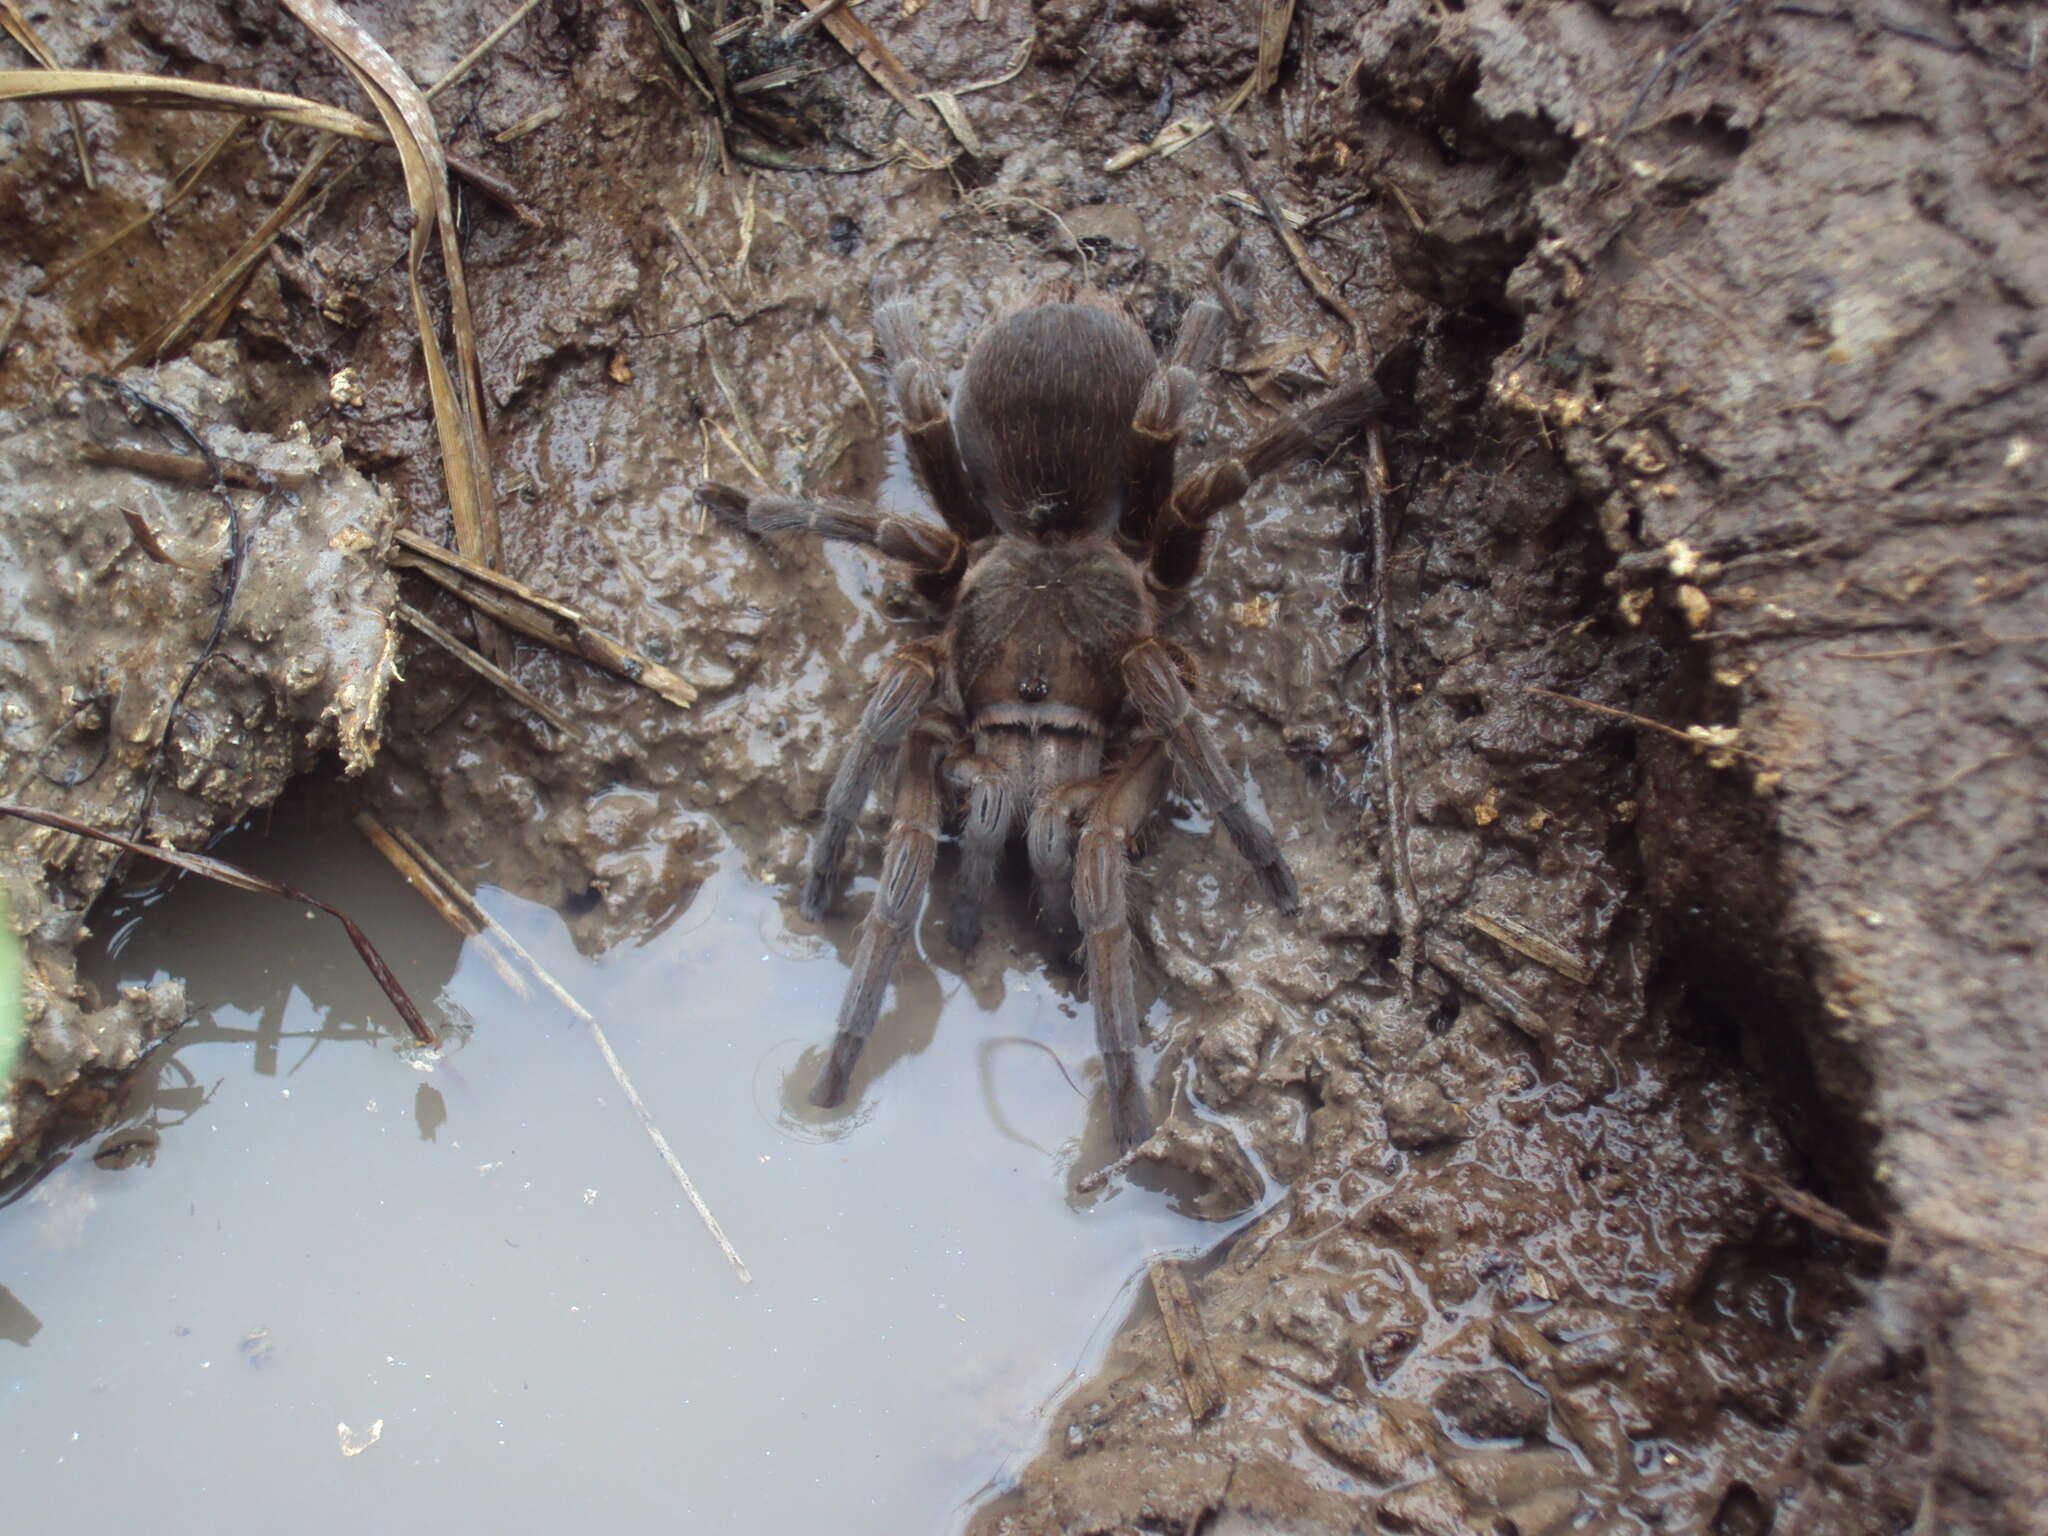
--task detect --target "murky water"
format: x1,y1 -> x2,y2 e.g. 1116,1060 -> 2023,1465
1,796 -> 1242,1533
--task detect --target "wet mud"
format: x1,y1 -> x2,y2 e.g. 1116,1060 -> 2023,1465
0,347 -> 399,1181
3,0 -> 2043,1532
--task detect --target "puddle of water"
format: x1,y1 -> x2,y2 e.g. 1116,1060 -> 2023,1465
1,798 -> 1238,1533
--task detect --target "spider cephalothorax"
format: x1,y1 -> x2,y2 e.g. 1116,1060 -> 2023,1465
699,252 -> 1379,1150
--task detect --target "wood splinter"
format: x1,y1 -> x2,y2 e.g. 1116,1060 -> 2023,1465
1150,1254 -> 1226,1424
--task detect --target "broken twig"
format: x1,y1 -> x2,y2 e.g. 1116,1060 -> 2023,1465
1149,1254 -> 1226,1423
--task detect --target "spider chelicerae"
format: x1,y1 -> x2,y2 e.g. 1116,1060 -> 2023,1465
699,247 -> 1378,1150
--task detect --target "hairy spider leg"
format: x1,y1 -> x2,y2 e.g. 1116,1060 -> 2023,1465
695,484 -> 964,581
941,749 -> 1017,951
1148,376 -> 1385,591
813,719 -> 948,1107
802,639 -> 943,922
1121,637 -> 1299,914
1073,739 -> 1174,1151
1022,773 -> 1110,938
873,282 -> 992,543
1123,260 -> 1241,549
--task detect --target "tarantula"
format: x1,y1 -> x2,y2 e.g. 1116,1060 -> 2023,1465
699,254 -> 1378,1151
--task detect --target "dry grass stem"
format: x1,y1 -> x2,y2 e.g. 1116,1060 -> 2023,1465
628,0 -> 722,112
923,88 -> 984,156
665,212 -> 744,313
782,0 -> 855,41
1251,0 -> 1297,96
389,528 -> 700,708
1424,933 -> 1555,1045
819,6 -> 933,122
0,2 -> 96,187
0,68 -> 387,140
396,600 -> 590,743
1753,1173 -> 1891,1250
423,0 -> 548,100
33,121 -> 243,294
1104,116 -> 1212,173
1523,685 -> 1770,765
950,29 -> 1034,94
122,137 -> 345,367
704,337 -> 774,483
376,819 -> 750,1285
492,103 -> 563,142
818,327 -> 878,425
1463,910 -> 1595,987
1216,120 -> 1365,363
282,0 -> 505,656
353,812 -> 531,997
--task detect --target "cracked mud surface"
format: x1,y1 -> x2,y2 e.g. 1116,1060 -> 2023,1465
4,1 -> 2043,1531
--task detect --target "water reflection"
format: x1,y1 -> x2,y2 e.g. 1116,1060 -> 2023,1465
0,794 -> 1249,1534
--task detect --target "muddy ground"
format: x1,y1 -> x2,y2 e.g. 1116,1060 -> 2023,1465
3,1 -> 2044,1532
0,348 -> 400,1180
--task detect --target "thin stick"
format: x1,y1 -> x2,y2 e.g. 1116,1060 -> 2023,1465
79,440 -> 310,490
704,337 -> 773,483
1216,119 -> 1366,363
1463,910 -> 1594,987
1825,632 -> 2047,662
384,822 -> 751,1286
1423,933 -> 1553,1046
1751,1172 -> 1889,1250
396,600 -> 589,743
1523,685 -> 1770,764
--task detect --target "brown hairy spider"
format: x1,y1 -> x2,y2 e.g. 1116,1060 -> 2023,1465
698,251 -> 1379,1151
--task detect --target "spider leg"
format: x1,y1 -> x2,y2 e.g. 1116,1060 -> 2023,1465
1121,637 -> 1299,914
941,749 -> 1016,951
1124,237 -> 1254,546
697,483 -> 964,582
803,638 -> 943,922
1026,777 -> 1105,938
813,719 -> 948,1108
1123,291 -> 1231,547
1072,739 -> 1173,1151
1149,376 -> 1384,591
873,282 -> 993,543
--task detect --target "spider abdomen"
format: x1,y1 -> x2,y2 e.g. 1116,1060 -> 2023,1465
951,302 -> 1154,538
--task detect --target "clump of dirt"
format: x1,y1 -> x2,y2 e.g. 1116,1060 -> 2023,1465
5,0 -> 2044,1532
0,346 -> 400,1183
